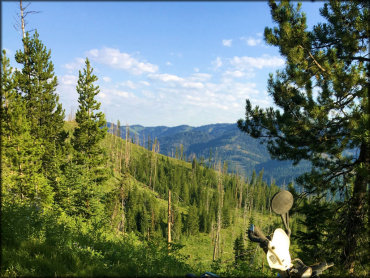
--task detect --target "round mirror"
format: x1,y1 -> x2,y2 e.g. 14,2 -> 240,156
271,190 -> 293,215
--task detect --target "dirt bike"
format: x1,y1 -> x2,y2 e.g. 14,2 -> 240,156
187,190 -> 333,278
248,190 -> 334,277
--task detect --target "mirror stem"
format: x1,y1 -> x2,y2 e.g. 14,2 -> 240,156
281,213 -> 291,237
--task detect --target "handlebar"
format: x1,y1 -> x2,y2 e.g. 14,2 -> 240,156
248,224 -> 269,252
248,224 -> 268,243
311,261 -> 334,277
248,224 -> 334,277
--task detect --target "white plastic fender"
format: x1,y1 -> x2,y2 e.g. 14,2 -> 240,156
266,228 -> 293,271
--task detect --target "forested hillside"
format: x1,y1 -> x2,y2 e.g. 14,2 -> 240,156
107,122 -> 311,185
0,34 -> 285,277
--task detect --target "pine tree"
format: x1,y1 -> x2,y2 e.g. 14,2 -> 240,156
71,58 -> 108,217
14,31 -> 67,190
1,50 -> 51,207
72,58 -> 107,181
234,233 -> 246,266
186,204 -> 199,235
237,0 -> 369,273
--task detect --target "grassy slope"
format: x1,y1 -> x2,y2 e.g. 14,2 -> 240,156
100,123 -> 284,276
65,121 -> 296,276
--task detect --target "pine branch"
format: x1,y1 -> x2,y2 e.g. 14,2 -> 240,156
298,45 -> 326,72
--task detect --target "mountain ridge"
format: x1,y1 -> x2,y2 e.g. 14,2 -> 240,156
107,122 -> 310,185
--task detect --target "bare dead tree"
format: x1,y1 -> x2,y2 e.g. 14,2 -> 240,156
213,161 -> 223,261
124,124 -> 131,172
168,189 -> 172,249
14,1 -> 40,40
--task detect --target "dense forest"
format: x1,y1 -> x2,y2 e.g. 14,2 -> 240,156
1,0 -> 369,277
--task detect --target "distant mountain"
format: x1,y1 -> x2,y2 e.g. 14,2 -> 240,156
107,122 -> 311,185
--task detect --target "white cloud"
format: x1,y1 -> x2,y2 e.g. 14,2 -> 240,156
223,70 -> 245,78
101,88 -> 136,99
181,81 -> 204,89
102,76 -> 111,83
222,39 -> 232,47
60,74 -> 78,86
212,57 -> 223,69
140,81 -> 150,86
241,36 -> 262,46
119,80 -> 136,89
64,57 -> 85,72
87,47 -> 158,75
190,73 -> 212,82
148,73 -> 184,82
230,54 -> 284,70
166,61 -> 172,66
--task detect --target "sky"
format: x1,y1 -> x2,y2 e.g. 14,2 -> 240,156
2,1 -> 325,127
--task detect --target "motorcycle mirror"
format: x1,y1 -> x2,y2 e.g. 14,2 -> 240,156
271,190 -> 293,215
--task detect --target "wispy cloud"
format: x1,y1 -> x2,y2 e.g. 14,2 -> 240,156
102,76 -> 111,83
87,47 -> 158,75
60,48 -> 279,126
189,73 -> 212,82
118,80 -> 137,89
223,70 -> 246,78
230,54 -> 284,70
212,57 -> 223,69
222,39 -> 232,47
149,73 -> 184,83
63,57 -> 85,72
60,74 -> 78,86
240,33 -> 263,46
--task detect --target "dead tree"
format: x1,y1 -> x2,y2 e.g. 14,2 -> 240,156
168,189 -> 172,248
14,0 -> 40,40
213,162 -> 223,261
124,124 -> 131,172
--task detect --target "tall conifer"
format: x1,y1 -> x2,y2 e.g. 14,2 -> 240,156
72,58 -> 107,180
1,50 -> 51,206
14,31 -> 66,190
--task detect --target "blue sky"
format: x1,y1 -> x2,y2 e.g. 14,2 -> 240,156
2,1 -> 325,127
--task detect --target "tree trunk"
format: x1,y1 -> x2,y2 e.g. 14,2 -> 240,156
168,189 -> 172,249
342,142 -> 369,273
20,0 -> 25,39
213,163 -> 223,261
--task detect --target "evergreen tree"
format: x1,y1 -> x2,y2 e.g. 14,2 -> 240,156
234,233 -> 246,266
71,58 -> 108,217
72,58 -> 108,183
186,204 -> 199,235
1,50 -> 51,206
14,31 -> 66,189
237,0 -> 369,273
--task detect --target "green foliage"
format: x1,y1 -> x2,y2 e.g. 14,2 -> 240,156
1,50 -> 52,208
14,31 -> 66,190
238,0 -> 369,273
2,27 -> 286,277
72,58 -> 108,181
233,233 -> 246,265
1,203 -> 192,277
